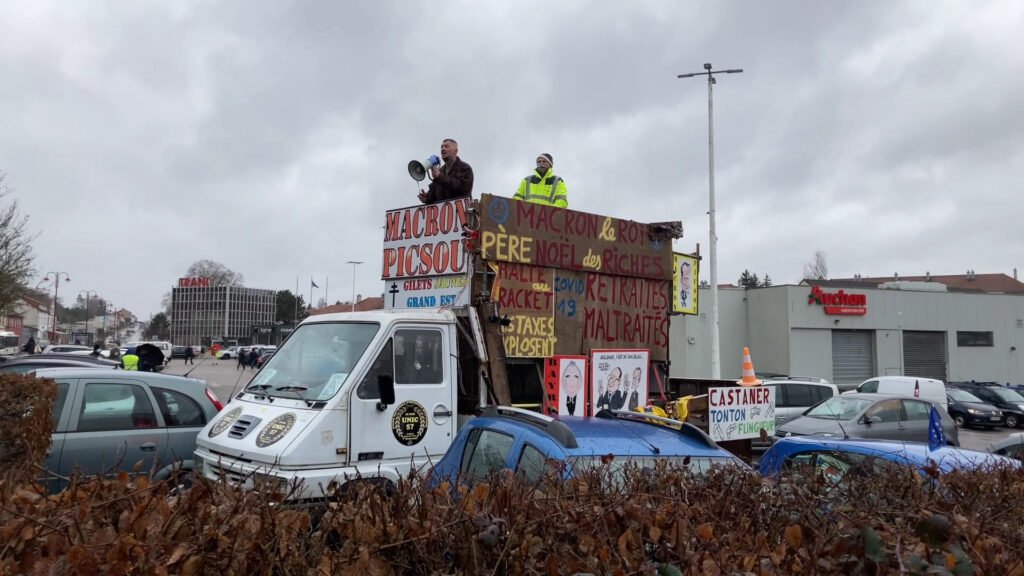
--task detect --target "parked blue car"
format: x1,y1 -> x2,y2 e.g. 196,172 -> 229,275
427,406 -> 746,488
760,436 -> 1018,482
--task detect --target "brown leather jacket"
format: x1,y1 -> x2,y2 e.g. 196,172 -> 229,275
422,157 -> 474,203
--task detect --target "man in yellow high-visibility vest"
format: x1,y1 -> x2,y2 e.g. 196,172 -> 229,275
513,153 -> 569,208
121,348 -> 139,371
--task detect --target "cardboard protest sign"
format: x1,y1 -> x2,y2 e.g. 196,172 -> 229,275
672,253 -> 700,315
490,263 -> 555,358
478,194 -> 672,280
590,349 -> 650,414
543,356 -> 589,417
382,198 -> 473,309
707,386 -> 776,442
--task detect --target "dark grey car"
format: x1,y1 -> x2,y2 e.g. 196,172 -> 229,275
776,392 -> 959,446
33,368 -> 223,492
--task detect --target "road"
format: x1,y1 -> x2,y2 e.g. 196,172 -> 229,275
163,356 -> 1017,453
162,355 -> 258,405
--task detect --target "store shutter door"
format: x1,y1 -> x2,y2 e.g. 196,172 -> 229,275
832,330 -> 874,389
902,331 -> 947,382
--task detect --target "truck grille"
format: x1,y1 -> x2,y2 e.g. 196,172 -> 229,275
228,416 -> 262,439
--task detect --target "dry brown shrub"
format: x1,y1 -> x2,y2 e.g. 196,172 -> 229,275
2,382 -> 1023,575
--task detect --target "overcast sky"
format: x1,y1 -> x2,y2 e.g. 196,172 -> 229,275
3,1 -> 1023,320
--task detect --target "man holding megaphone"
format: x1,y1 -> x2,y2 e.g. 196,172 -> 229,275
416,138 -> 474,204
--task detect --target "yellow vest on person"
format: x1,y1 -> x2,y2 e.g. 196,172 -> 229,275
122,354 -> 139,371
514,170 -> 568,208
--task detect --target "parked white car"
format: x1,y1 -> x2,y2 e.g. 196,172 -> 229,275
42,344 -> 92,354
762,378 -> 839,425
844,376 -> 948,412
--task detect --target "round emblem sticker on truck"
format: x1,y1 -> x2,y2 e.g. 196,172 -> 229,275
208,406 -> 242,438
256,412 -> 297,448
391,401 -> 428,446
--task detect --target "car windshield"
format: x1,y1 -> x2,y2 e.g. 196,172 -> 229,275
992,388 -> 1024,402
804,396 -> 873,420
948,389 -> 983,403
245,322 -> 379,401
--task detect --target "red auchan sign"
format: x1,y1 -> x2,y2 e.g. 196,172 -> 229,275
178,277 -> 211,288
808,285 -> 867,316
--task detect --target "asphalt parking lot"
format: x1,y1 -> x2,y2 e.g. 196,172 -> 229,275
162,354 -> 257,405
163,356 -> 1020,454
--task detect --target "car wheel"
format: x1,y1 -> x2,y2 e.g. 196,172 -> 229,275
1006,414 -> 1019,428
953,415 -> 966,428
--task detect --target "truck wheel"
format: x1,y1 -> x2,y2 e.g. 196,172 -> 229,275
953,415 -> 966,428
1006,414 -> 1020,428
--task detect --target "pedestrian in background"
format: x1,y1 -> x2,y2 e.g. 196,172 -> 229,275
248,348 -> 259,370
184,346 -> 195,365
237,349 -> 246,371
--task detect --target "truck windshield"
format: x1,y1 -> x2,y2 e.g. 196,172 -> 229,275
246,322 -> 379,401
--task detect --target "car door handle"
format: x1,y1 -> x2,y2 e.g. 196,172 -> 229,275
140,442 -> 157,452
434,408 -> 453,418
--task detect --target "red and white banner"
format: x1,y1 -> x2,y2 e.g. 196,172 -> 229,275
381,198 -> 472,279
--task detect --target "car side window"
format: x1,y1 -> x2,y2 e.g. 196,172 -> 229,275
53,382 -> 69,431
356,339 -> 394,400
1,364 -> 42,374
768,385 -> 788,408
973,389 -> 996,403
901,399 -> 931,421
152,387 -> 206,427
997,444 -> 1024,461
859,380 -> 879,394
515,443 -> 549,484
460,429 -> 514,482
865,399 -> 900,423
812,385 -> 834,404
78,383 -> 158,431
394,329 -> 443,384
786,384 -> 813,407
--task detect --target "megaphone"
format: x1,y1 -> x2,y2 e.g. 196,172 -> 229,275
408,155 -> 441,182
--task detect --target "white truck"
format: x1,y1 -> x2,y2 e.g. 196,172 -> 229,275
195,194 -> 681,502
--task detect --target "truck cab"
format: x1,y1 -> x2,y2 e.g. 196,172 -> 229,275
195,308 -> 481,501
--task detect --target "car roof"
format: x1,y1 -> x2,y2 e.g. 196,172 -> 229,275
765,436 -> 1017,473
835,392 -> 932,401
473,406 -> 737,460
32,367 -> 207,387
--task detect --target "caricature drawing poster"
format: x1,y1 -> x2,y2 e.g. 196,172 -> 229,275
544,356 -> 589,416
591,349 -> 650,414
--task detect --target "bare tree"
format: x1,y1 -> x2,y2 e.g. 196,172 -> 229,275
0,173 -> 38,317
803,250 -> 829,280
186,260 -> 245,286
160,260 -> 245,315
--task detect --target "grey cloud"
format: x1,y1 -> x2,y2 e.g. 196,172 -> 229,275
2,0 -> 1022,319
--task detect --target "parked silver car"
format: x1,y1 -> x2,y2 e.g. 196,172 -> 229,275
34,368 -> 224,492
776,392 -> 959,446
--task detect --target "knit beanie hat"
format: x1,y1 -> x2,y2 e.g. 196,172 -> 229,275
537,153 -> 554,166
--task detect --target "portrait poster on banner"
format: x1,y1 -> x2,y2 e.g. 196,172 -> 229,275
672,253 -> 700,315
590,349 -> 650,414
543,356 -> 589,417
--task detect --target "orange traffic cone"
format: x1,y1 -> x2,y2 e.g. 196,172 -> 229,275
736,347 -> 762,387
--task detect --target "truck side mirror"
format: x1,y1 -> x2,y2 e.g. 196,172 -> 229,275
376,374 -> 396,411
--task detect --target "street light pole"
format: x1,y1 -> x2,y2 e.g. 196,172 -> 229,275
78,290 -> 97,342
677,63 -> 743,380
346,261 -> 364,312
41,272 -> 71,344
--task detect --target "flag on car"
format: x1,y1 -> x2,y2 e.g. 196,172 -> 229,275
928,405 -> 946,451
